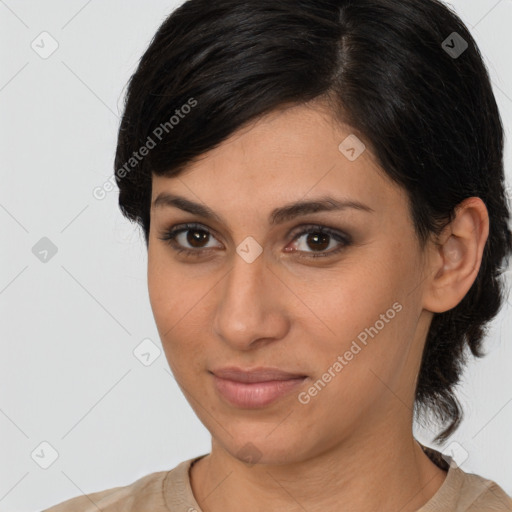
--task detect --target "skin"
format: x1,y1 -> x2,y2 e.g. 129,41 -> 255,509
147,100 -> 489,512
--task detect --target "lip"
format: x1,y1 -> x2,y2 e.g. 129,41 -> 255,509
210,367 -> 308,408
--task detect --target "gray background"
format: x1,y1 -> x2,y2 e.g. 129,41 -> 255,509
0,1 -> 511,510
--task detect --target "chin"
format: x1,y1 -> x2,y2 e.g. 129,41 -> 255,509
219,432 -> 312,467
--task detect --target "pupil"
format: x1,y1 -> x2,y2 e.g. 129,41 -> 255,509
308,233 -> 329,251
188,229 -> 208,248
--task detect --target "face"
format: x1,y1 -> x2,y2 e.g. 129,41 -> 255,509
147,101 -> 433,465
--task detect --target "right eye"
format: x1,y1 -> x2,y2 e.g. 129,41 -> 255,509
158,223 -> 223,257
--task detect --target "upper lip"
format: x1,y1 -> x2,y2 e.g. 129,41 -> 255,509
211,367 -> 307,383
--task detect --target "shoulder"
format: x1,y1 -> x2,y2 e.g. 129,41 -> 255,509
457,468 -> 512,511
419,443 -> 512,511
41,470 -> 170,512
40,456 -> 206,512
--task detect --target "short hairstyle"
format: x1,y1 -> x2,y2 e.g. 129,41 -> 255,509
114,0 -> 512,443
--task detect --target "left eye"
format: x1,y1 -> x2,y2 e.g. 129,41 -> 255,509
158,223 -> 351,259
291,228 -> 348,256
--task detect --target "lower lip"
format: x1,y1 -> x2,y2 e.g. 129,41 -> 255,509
212,374 -> 307,408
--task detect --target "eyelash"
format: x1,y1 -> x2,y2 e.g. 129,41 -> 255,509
158,222 -> 351,259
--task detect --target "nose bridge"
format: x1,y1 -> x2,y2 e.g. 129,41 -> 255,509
223,250 -> 267,324
213,248 -> 287,348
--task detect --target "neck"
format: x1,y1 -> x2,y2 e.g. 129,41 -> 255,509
190,426 -> 447,512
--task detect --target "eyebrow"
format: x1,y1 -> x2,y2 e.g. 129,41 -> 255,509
151,192 -> 374,225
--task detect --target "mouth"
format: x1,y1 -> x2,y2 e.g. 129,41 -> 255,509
209,367 -> 309,408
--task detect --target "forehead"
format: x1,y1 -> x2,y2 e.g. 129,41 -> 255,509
150,103 -> 405,217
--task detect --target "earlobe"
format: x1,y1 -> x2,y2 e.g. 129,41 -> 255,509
423,197 -> 489,313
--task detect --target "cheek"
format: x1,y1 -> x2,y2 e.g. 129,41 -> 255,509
303,263 -> 399,342
298,305 -> 412,433
148,248 -> 188,327
298,251 -> 415,388
147,261 -> 208,372
310,247 -> 421,420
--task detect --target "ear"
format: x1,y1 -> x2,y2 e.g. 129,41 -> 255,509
422,197 -> 489,314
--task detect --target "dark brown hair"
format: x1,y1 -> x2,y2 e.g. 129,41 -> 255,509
114,0 -> 512,443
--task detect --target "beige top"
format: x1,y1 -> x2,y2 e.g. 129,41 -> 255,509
42,445 -> 512,511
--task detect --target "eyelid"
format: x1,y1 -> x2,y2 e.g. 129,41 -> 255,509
288,223 -> 351,243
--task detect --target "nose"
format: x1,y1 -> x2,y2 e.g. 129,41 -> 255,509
212,249 -> 290,351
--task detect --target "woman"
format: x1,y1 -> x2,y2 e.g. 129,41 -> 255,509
44,0 -> 512,510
